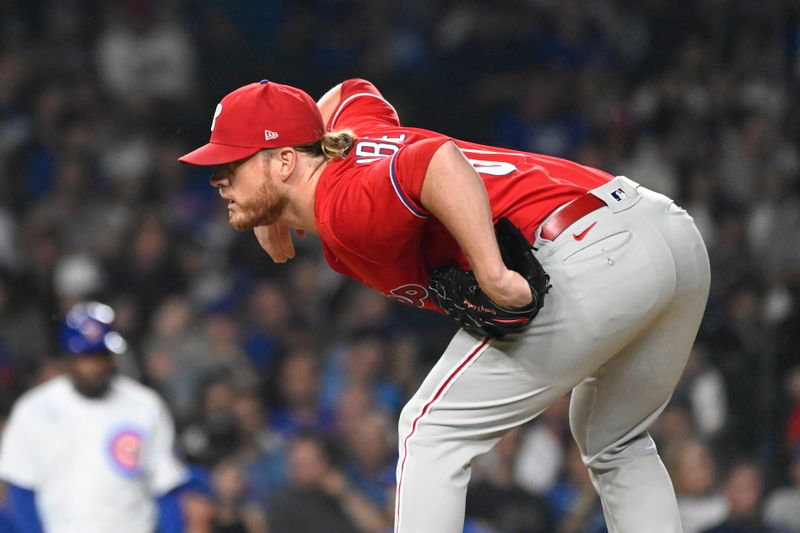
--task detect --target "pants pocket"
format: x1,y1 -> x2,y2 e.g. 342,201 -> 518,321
562,231 -> 631,264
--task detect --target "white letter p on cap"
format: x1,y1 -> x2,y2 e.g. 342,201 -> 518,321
211,103 -> 222,132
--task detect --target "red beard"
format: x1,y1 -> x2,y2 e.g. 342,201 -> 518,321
230,179 -> 288,230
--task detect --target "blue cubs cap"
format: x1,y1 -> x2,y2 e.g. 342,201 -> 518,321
61,301 -> 128,356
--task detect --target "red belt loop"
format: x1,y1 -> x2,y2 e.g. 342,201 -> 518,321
540,193 -> 606,241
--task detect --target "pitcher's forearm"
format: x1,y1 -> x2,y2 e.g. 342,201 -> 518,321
419,141 -> 531,308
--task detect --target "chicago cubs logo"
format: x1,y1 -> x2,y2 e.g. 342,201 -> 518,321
79,319 -> 105,344
107,427 -> 144,478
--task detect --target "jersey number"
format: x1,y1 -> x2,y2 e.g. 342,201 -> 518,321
466,159 -> 517,176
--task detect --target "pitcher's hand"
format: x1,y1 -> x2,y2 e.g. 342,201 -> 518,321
254,224 -> 305,263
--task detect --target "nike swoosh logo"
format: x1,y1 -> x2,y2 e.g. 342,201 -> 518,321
572,221 -> 597,241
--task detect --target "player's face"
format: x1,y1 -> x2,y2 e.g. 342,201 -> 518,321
67,355 -> 115,398
210,154 -> 288,230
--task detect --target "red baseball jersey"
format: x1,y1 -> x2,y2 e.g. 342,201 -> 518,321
315,79 -> 613,312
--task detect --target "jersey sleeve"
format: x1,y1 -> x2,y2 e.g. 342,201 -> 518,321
0,402 -> 39,489
144,399 -> 188,496
327,78 -> 401,132
318,135 -> 452,269
389,136 -> 453,218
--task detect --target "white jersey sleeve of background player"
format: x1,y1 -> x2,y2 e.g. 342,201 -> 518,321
143,392 -> 188,495
0,391 -> 42,488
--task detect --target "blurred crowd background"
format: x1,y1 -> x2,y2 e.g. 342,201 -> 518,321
1,0 -> 800,532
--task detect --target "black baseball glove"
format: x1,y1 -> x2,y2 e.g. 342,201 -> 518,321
429,217 -> 551,338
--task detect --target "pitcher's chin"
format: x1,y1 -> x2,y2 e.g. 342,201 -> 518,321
229,213 -> 253,231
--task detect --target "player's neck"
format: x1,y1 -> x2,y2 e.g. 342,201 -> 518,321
282,157 -> 327,233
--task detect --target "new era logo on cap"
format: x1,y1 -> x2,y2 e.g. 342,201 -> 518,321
178,80 -> 324,166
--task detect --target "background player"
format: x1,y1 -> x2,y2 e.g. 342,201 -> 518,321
179,78 -> 710,532
0,302 -> 189,533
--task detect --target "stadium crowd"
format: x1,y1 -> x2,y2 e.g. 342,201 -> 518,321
1,0 -> 799,531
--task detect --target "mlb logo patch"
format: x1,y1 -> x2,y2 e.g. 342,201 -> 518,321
610,188 -> 628,201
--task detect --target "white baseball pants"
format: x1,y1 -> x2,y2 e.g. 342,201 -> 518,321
394,177 -> 710,533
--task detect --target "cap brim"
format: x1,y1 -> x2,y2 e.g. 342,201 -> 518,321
178,142 -> 261,166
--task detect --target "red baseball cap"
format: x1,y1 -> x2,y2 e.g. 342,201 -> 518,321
178,80 -> 325,166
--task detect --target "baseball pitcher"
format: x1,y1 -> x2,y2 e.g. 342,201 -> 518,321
179,78 -> 710,533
